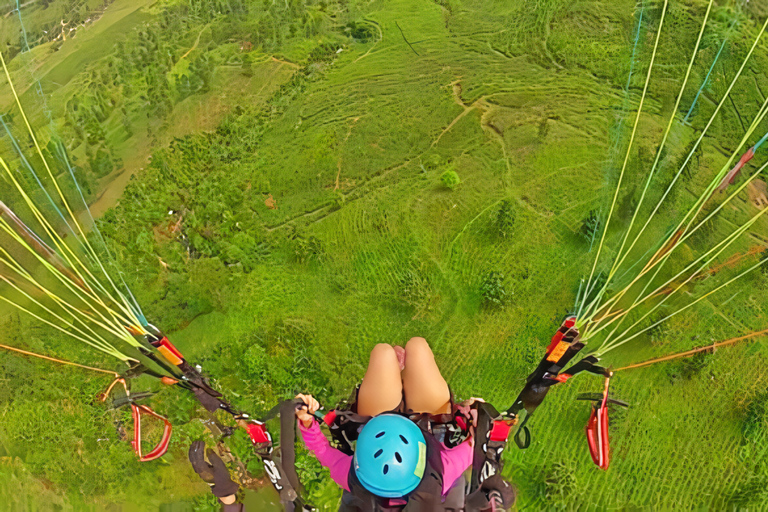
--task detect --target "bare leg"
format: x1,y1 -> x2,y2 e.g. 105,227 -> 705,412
357,344 -> 404,417
402,337 -> 451,414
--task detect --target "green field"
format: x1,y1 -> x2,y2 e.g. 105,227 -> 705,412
1,0 -> 768,510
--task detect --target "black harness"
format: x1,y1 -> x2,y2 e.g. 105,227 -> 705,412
505,317 -> 610,448
319,393 -> 516,512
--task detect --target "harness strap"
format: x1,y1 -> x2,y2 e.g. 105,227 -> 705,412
513,414 -> 531,449
244,399 -> 312,510
558,355 -> 611,381
279,400 -> 303,495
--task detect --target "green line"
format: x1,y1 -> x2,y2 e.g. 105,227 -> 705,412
581,0 -> 669,317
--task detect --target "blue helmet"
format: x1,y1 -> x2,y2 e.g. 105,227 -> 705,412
353,414 -> 427,498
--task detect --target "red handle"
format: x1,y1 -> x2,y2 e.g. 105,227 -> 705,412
131,404 -> 173,462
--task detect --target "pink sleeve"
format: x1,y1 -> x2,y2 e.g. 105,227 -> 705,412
440,440 -> 474,495
298,420 -> 352,491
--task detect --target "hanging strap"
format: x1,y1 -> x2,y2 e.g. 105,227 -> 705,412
584,376 -> 614,470
505,317 -> 615,450
101,378 -> 173,462
243,399 -> 312,510
557,355 -> 611,382
466,402 -> 517,510
131,403 -> 174,462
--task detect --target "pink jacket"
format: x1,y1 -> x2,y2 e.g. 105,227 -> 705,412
299,420 -> 473,495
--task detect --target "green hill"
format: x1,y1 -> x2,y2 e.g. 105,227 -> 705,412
1,0 -> 768,509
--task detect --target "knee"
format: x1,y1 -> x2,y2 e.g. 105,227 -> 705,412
369,343 -> 398,366
405,337 -> 431,357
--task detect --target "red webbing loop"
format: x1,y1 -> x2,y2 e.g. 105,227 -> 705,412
131,404 -> 173,462
101,377 -> 173,462
546,317 -> 576,355
158,337 -> 184,360
245,422 -> 271,445
323,410 -> 338,426
585,376 -> 611,470
489,420 -> 513,442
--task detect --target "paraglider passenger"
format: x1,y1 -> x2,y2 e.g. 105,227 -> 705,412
296,337 -> 476,508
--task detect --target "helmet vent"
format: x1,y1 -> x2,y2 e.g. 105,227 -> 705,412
399,435 -> 409,444
395,452 -> 402,463
374,449 -> 383,458
383,464 -> 389,475
376,431 -> 386,438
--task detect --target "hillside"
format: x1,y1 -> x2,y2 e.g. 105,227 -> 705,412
1,0 -> 768,510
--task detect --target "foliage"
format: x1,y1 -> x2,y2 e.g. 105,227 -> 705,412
480,271 -> 508,309
762,248 -> 768,274
291,231 -> 324,264
664,351 -> 714,383
440,168 -> 461,190
742,391 -> 768,442
495,199 -> 516,238
344,21 -> 376,42
541,461 -> 582,505
3,0 -> 768,509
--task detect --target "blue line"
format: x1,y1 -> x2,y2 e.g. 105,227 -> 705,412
0,116 -> 80,242
753,130 -> 768,152
15,0 -> 31,53
11,3 -> 147,323
626,0 -> 645,93
683,15 -> 740,124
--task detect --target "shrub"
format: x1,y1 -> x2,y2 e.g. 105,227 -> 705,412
665,351 -> 713,383
290,230 -> 324,263
243,344 -> 268,377
480,271 -> 508,308
345,21 -> 376,42
495,200 -> 516,238
742,390 -> 768,441
440,168 -> 461,190
728,477 -> 768,508
542,461 -> 582,504
761,248 -> 768,275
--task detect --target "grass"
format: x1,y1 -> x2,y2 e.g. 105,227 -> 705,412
2,0 -> 768,510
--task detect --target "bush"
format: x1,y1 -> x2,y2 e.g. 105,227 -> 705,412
742,391 -> 768,441
761,249 -> 768,274
440,168 -> 461,190
495,200 -> 516,238
480,271 -> 508,309
728,477 -> 768,508
345,21 -> 376,42
542,461 -> 582,504
290,229 -> 324,263
665,351 -> 713,383
243,344 -> 268,377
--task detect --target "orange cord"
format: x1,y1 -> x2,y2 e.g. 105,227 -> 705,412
614,328 -> 768,372
0,342 -> 118,376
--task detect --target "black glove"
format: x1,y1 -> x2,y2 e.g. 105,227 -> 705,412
188,441 -> 240,498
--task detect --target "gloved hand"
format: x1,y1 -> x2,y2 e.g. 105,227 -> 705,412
295,394 -> 320,428
188,441 -> 240,498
